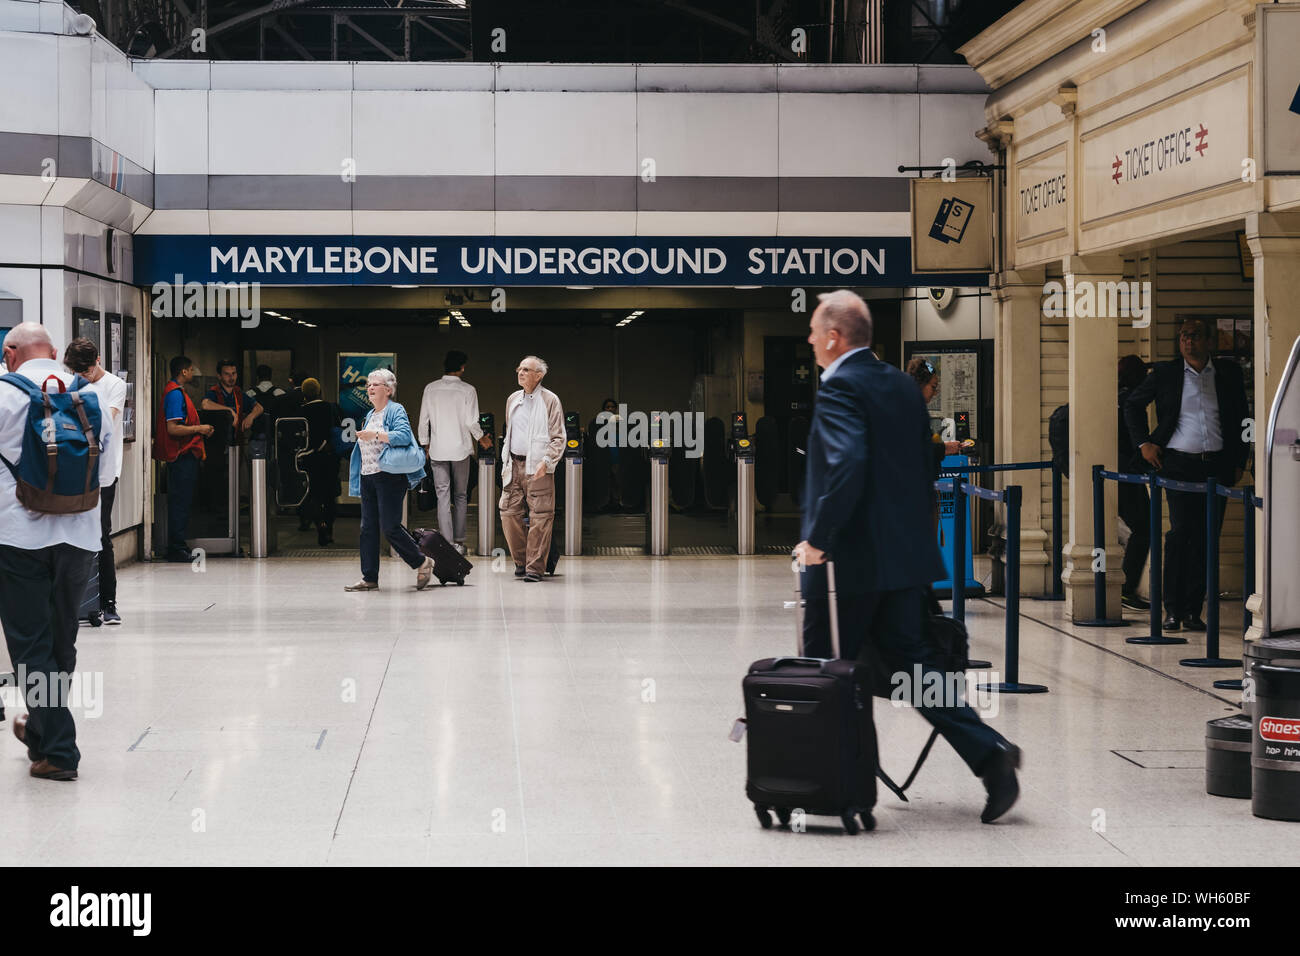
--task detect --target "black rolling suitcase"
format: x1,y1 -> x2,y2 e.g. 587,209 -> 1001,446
410,526 -> 473,586
79,559 -> 103,627
742,559 -> 876,834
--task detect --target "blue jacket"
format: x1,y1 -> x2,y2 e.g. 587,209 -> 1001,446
348,401 -> 425,496
801,349 -> 945,595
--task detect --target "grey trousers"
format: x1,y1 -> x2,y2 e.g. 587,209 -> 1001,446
431,455 -> 472,543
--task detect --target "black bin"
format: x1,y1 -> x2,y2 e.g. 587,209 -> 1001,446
1252,661 -> 1300,821
1244,637 -> 1300,718
1205,715 -> 1251,799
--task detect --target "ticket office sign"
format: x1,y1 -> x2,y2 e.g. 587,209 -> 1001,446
1015,146 -> 1067,244
1081,70 -> 1249,225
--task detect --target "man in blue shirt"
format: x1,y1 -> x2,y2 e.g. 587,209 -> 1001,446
0,323 -> 112,781
153,356 -> 213,561
201,358 -> 263,436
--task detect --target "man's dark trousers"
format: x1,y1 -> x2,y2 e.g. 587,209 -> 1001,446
167,452 -> 200,556
1117,480 -> 1150,594
803,582 -> 1008,775
99,478 -> 117,606
0,543 -> 93,771
1161,450 -> 1226,619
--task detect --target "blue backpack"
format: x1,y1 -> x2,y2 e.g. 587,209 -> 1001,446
0,372 -> 102,514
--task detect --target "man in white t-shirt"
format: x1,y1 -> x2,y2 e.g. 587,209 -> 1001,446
64,338 -> 127,625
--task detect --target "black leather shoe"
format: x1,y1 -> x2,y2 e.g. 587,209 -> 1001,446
1162,615 -> 1182,632
1183,615 -> 1207,632
980,743 -> 1021,824
1121,592 -> 1150,611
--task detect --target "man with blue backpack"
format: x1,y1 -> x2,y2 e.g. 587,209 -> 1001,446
0,322 -> 113,781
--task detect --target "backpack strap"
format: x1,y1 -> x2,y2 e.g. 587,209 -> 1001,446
39,390 -> 57,489
70,392 -> 99,496
0,372 -> 40,398
41,374 -> 66,394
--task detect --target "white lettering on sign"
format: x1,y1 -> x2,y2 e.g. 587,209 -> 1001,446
1082,71 -> 1249,225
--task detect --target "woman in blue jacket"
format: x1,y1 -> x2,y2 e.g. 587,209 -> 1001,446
344,368 -> 433,591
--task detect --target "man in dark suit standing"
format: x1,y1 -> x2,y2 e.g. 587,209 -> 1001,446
1124,317 -> 1250,632
793,290 -> 1021,824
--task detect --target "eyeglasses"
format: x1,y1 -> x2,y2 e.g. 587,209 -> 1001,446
516,366 -> 541,374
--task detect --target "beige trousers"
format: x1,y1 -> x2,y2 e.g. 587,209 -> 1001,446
499,457 -> 555,575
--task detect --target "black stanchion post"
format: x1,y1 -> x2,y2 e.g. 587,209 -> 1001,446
1182,477 -> 1241,669
1077,464 -> 1129,627
1128,474 -> 1185,645
979,484 -> 1047,695
953,481 -> 966,624
1052,465 -> 1064,600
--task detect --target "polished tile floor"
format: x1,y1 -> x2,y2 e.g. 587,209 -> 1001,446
0,553 -> 1291,867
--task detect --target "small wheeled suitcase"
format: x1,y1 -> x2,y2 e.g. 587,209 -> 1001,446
742,558 -> 876,834
79,558 -> 104,627
410,526 -> 473,586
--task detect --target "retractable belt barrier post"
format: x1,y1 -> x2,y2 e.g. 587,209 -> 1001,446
1095,466 -> 1262,661
938,459 -> 1063,601
932,478 -> 1047,694
1075,465 -> 1131,628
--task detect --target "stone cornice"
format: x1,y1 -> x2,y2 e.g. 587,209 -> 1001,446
957,0 -> 1148,89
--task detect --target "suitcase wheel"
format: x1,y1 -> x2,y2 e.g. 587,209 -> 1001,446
841,812 -> 860,835
860,811 -> 876,832
775,808 -> 791,827
456,576 -> 465,586
754,805 -> 773,830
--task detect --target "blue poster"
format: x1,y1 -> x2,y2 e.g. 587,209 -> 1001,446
337,353 -> 395,425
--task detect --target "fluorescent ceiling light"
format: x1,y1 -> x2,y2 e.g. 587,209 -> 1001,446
566,286 -> 594,291
393,285 -> 418,289
297,320 -> 316,328
264,310 -> 282,318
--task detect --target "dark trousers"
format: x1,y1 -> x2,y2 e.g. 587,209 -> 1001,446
0,543 -> 94,770
1161,451 -> 1227,619
302,453 -> 339,533
803,583 -> 1008,776
167,452 -> 200,556
1117,479 -> 1150,594
359,471 -> 424,583
99,479 -> 117,606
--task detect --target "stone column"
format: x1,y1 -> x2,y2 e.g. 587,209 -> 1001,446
1244,211 -> 1300,641
1062,254 -> 1125,620
992,267 -> 1050,593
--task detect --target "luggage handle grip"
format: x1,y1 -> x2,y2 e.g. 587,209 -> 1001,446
791,549 -> 839,660
769,656 -> 829,668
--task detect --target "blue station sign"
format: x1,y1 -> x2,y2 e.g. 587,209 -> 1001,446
134,235 -> 989,288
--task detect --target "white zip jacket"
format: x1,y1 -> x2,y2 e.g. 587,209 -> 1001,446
500,385 -> 565,486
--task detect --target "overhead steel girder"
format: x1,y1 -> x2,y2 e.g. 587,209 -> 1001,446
157,0 -> 466,57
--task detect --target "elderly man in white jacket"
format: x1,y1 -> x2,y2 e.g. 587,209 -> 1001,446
499,355 -> 565,582
418,349 -> 490,555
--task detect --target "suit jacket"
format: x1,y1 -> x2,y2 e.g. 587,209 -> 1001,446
1123,357 -> 1249,482
802,349 -> 945,595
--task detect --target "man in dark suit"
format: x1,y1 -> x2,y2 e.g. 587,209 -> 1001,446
1124,317 -> 1250,632
794,290 -> 1021,824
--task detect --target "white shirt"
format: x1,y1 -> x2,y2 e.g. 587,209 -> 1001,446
0,359 -> 110,551
509,389 -> 539,457
418,375 -> 483,462
1166,359 -> 1223,454
359,409 -> 384,475
820,346 -> 871,383
84,369 -> 127,484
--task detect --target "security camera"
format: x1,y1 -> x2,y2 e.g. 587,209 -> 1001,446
72,13 -> 96,34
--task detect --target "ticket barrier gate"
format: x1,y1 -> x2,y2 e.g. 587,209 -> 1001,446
477,412 -> 497,556
648,412 -> 670,555
563,411 -> 582,556
732,411 -> 755,555
190,411 -> 241,556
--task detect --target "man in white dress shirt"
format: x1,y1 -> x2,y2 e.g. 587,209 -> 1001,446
64,337 -> 127,625
0,323 -> 112,780
418,350 -> 491,555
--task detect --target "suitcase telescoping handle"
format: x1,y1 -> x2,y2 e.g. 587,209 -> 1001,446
791,549 -> 840,660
